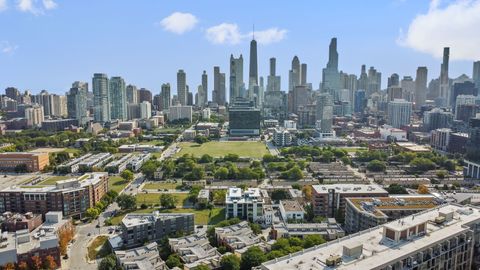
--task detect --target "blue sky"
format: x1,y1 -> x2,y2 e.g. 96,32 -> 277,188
1,0 -> 479,96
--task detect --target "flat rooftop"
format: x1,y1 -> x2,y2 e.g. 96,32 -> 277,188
281,200 -> 304,212
122,212 -> 193,228
347,196 -> 442,217
261,204 -> 480,270
312,184 -> 387,195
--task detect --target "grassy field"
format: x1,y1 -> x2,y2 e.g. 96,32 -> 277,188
38,175 -> 72,185
143,182 -> 179,190
176,141 -> 268,158
63,148 -> 82,155
139,140 -> 164,146
135,193 -> 189,207
108,176 -> 129,194
109,207 -> 225,225
87,235 -> 110,261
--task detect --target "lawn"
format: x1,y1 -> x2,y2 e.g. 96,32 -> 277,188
108,176 -> 129,194
135,193 -> 189,207
87,235 -> 110,261
109,207 -> 225,226
176,141 -> 268,158
143,182 -> 179,190
139,140 -> 164,146
38,175 -> 72,185
64,148 -> 81,155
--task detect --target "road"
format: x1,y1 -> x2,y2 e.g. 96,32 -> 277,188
266,140 -> 280,156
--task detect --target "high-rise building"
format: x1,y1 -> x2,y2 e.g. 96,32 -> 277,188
248,38 -> 258,92
67,82 -> 88,125
160,83 -> 171,111
301,63 -> 307,86
139,101 -> 151,119
177,70 -> 187,105
213,66 -> 226,106
315,93 -> 333,133
51,94 -> 67,117
474,61 -> 480,90
387,99 -> 412,128
322,38 -> 340,93
401,76 -> 415,102
451,81 -> 478,108
354,89 -> 366,113
229,55 -> 244,103
92,73 -> 110,123
367,66 -> 381,95
126,84 -> 138,104
109,76 -> 127,120
415,67 -> 428,108
423,108 -> 453,131
439,47 -> 450,106
387,73 -> 400,87
5,87 -> 20,102
289,56 -> 301,92
228,99 -> 261,136
198,70 -> 208,107
25,104 -> 44,128
267,57 -> 281,92
138,88 -> 152,104
357,65 -> 368,91
455,95 -> 477,121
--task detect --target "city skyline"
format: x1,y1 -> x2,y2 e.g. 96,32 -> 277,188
1,0 -> 480,96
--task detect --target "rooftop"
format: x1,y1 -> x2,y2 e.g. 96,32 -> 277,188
122,211 -> 193,228
261,204 -> 480,270
280,200 -> 304,212
312,184 -> 387,195
347,196 -> 442,217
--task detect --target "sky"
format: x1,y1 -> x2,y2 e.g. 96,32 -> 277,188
1,0 -> 480,97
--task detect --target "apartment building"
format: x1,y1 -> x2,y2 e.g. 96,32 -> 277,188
114,242 -> 166,270
77,152 -> 113,172
168,233 -> 221,270
345,196 -> 443,233
225,187 -> 265,222
311,184 -> 388,217
279,200 -> 304,221
0,173 -> 108,218
261,204 -> 480,270
271,218 -> 345,241
121,212 -> 194,248
105,153 -> 134,174
0,152 -> 49,172
56,153 -> 93,173
215,221 -> 267,255
0,212 -> 43,232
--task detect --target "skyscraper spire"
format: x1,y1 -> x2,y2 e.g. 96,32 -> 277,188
252,24 -> 255,40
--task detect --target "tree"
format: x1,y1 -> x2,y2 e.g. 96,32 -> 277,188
141,159 -> 161,179
194,135 -> 209,144
386,184 -> 408,194
30,256 -> 42,270
116,194 -> 137,210
213,190 -> 226,205
184,166 -> 205,180
224,153 -> 239,162
3,263 -> 15,270
410,157 -> 436,172
43,255 -> 57,270
417,184 -> 429,194
303,235 -> 326,248
271,190 -> 289,201
249,223 -> 262,234
98,254 -> 117,270
193,265 -> 210,270
166,254 -> 183,269
241,246 -> 267,270
221,254 -> 241,270
17,261 -> 28,270
214,167 -> 229,179
302,185 -> 313,201
58,221 -> 75,255
367,160 -> 386,172
280,166 -> 303,180
86,207 -> 100,219
121,169 -> 134,182
160,194 -> 178,209
262,154 -> 277,163
199,154 -> 213,163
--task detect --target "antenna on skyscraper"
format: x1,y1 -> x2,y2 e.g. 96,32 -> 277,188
252,24 -> 255,40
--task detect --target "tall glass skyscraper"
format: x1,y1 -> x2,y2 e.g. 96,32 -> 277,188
109,76 -> 127,120
92,73 -> 110,123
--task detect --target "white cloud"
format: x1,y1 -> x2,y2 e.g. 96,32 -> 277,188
206,24 -> 287,45
17,0 -> 40,14
249,28 -> 288,45
159,12 -> 198,34
0,0 -> 8,12
0,41 -> 18,54
205,23 -> 242,45
398,0 -> 480,60
42,0 -> 57,10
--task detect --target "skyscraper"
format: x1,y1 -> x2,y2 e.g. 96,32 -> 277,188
213,66 -> 226,106
322,38 -> 340,93
301,63 -> 307,86
267,57 -> 281,92
67,82 -> 88,125
160,83 -> 171,111
126,84 -> 138,104
439,47 -> 450,106
138,88 -> 152,104
357,65 -> 368,91
229,55 -> 244,103
289,56 -> 301,92
388,99 -> 412,128
473,61 -> 480,90
92,73 -> 110,123
109,76 -> 127,120
387,73 -> 400,87
367,66 -> 381,95
316,93 -> 333,133
415,67 -> 428,109
177,69 -> 187,105
201,70 -> 208,106
248,38 -> 258,92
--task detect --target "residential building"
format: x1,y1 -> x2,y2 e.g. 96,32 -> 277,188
0,152 -> 49,172
225,187 -> 265,222
279,200 -> 304,221
114,242 -> 166,270
215,221 -> 267,255
228,99 -> 261,136
344,196 -> 442,233
41,119 -> 79,132
67,83 -> 88,125
121,212 -> 194,248
126,84 -> 138,104
25,104 -> 44,128
177,70 -> 187,105
140,101 -> 151,119
160,83 -> 171,111
0,173 -> 108,218
261,204 -> 479,270
77,152 -> 113,172
230,55 -> 244,103
273,127 -> 292,146
213,66 -> 226,106
311,184 -> 388,217
431,128 -> 452,152
423,108 -> 453,131
93,73 -> 110,123
387,99 -> 412,128
168,233 -> 221,270
415,66 -> 428,108
0,212 -> 43,232
110,76 -> 127,120
168,105 -> 192,122
271,218 -> 345,241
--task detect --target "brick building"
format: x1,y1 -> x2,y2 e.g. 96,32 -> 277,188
0,152 -> 49,172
